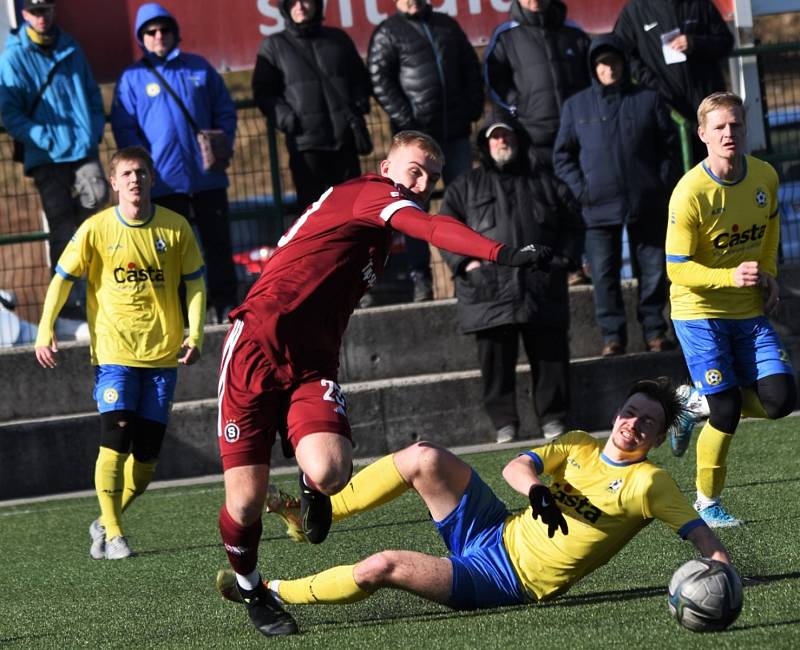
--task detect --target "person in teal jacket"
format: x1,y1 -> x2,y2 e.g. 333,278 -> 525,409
111,2 -> 239,323
0,0 -> 109,320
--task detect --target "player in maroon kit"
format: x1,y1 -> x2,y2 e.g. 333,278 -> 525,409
216,131 -> 554,637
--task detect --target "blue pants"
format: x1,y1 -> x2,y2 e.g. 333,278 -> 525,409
584,221 -> 668,346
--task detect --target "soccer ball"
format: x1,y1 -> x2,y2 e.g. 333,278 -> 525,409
668,559 -> 743,632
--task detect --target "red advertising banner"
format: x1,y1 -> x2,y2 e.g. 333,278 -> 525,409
51,0 -> 734,83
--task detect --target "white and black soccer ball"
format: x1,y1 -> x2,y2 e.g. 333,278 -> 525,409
668,559 -> 743,632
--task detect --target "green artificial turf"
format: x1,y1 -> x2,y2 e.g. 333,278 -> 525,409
1,417 -> 798,648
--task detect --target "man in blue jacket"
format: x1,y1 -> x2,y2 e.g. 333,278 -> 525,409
0,0 -> 109,321
111,3 -> 238,323
553,34 -> 679,357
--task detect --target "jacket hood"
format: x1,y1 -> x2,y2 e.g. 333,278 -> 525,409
280,0 -> 325,34
588,33 -> 630,87
135,3 -> 180,48
509,0 -> 567,29
475,111 -> 528,174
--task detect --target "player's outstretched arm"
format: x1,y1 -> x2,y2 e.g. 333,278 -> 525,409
687,525 -> 731,565
390,208 -> 553,270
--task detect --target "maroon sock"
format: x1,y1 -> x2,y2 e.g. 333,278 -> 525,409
219,504 -> 262,575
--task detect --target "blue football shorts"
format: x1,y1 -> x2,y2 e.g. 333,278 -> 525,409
93,365 -> 178,424
434,471 -> 529,610
673,316 -> 794,395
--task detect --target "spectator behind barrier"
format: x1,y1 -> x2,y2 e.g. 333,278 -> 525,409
440,114 -> 584,442
368,0 -> 484,302
484,0 -> 591,286
0,0 -> 109,324
111,2 -> 238,324
614,0 -> 734,163
252,0 -> 371,218
553,34 -> 680,357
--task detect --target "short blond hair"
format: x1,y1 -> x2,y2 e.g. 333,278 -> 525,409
109,146 -> 155,177
697,92 -> 744,127
388,130 -> 445,166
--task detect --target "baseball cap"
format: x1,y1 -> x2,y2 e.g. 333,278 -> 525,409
485,122 -> 514,138
24,0 -> 56,10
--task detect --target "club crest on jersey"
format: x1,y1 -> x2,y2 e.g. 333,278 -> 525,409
155,238 -> 167,253
146,82 -> 161,97
754,187 -> 768,208
705,368 -> 723,386
608,479 -> 624,493
222,421 -> 240,443
103,388 -> 119,404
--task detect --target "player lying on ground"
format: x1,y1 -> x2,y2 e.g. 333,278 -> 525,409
217,378 -> 731,621
217,130 -> 561,637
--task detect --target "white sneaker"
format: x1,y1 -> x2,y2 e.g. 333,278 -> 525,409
669,384 -> 710,457
496,424 -> 517,444
105,535 -> 133,560
542,420 -> 567,440
89,518 -> 106,560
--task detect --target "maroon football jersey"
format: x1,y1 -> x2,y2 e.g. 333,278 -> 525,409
229,174 -> 419,384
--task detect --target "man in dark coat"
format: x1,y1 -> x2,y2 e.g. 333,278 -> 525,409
252,0 -> 371,213
368,0 -> 484,300
614,0 -> 733,162
553,34 -> 679,357
440,116 -> 583,443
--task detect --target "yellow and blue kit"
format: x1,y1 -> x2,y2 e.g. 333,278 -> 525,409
36,205 -> 206,420
666,157 -> 792,392
437,431 -> 703,609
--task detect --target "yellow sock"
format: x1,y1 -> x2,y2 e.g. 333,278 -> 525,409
120,455 -> 158,513
696,422 -> 734,499
95,446 -> 128,539
740,387 -> 768,419
277,565 -> 368,604
331,454 -> 408,522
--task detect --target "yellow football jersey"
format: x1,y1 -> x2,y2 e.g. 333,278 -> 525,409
56,205 -> 205,367
666,155 -> 780,319
503,431 -> 700,601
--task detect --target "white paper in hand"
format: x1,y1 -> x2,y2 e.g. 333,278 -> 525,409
661,28 -> 687,65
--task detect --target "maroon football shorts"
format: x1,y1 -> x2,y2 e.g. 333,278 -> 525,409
217,319 -> 352,470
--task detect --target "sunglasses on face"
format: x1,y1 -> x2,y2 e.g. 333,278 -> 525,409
144,26 -> 172,37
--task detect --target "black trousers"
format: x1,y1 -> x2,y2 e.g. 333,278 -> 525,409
288,143 -> 361,214
475,324 -> 570,433
155,188 -> 238,312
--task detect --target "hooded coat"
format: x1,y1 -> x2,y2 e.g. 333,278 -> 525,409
613,0 -> 733,122
251,0 -> 371,152
439,118 -> 583,334
367,3 -> 483,143
484,0 -> 591,157
110,3 -> 237,197
553,34 -> 679,228
0,25 -> 104,173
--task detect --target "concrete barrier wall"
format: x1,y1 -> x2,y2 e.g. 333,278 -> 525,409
0,351 -> 687,500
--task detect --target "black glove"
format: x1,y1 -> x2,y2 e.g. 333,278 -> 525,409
495,243 -> 553,270
549,254 -> 579,272
528,484 -> 568,538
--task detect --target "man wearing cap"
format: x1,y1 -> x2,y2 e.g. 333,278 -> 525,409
440,115 -> 583,443
0,0 -> 109,322
553,34 -> 679,357
111,2 -> 238,324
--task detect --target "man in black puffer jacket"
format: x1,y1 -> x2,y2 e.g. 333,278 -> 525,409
484,0 -> 590,171
252,0 -> 371,213
368,0 -> 484,301
440,115 -> 584,443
